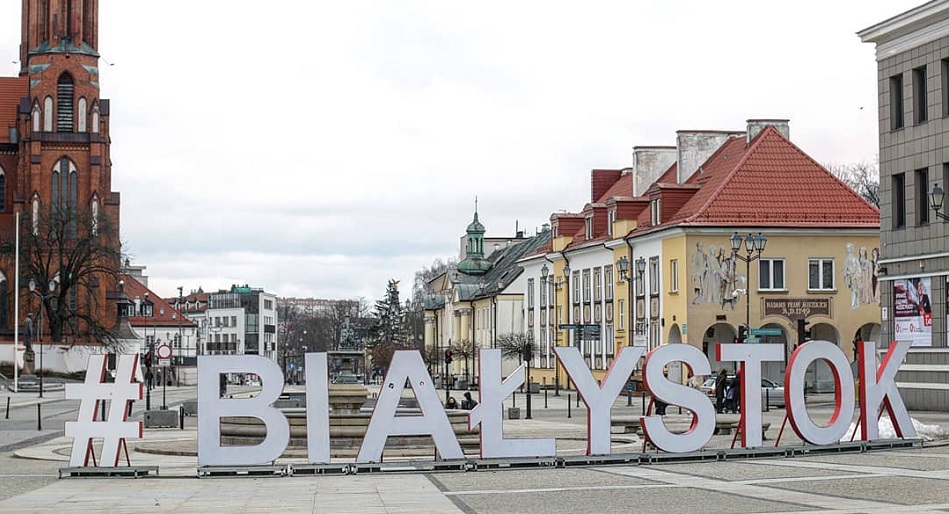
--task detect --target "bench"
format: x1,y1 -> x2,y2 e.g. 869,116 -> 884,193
612,415 -> 771,439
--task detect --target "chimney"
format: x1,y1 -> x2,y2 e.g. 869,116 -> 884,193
746,119 -> 790,143
676,130 -> 744,183
631,146 -> 677,196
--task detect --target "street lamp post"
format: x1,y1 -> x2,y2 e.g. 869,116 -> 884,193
930,184 -> 949,221
525,332 -> 534,419
559,263 -> 570,392
729,232 -> 768,344
28,278 -> 56,398
616,255 -> 646,346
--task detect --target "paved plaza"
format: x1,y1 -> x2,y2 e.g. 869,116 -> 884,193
1,385 -> 948,513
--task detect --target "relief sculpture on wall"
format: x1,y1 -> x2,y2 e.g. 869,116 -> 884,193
691,242 -> 742,310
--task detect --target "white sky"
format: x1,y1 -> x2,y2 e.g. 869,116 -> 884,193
0,1 -> 922,302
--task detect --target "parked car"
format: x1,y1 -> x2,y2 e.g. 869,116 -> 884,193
700,375 -> 785,408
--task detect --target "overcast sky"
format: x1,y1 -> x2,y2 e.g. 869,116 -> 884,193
0,1 -> 922,303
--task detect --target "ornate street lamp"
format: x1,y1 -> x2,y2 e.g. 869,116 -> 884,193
729,232 -> 767,343
930,184 -> 949,222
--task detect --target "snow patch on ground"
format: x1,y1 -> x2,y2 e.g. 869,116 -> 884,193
846,417 -> 948,442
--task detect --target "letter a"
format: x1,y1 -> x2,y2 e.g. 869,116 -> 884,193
357,350 -> 463,462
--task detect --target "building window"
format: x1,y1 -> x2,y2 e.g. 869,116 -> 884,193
808,258 -> 835,291
890,74 -> 904,130
649,258 -> 659,295
43,96 -> 53,131
51,157 -> 78,236
584,215 -> 594,239
593,267 -> 602,301
914,66 -> 928,124
77,97 -> 87,132
604,265 -> 613,300
31,102 -> 40,132
917,168 -> 930,225
527,278 -> 535,308
893,173 -> 906,229
582,270 -> 591,302
91,104 -> 100,133
618,299 -> 625,330
538,276 -> 546,307
31,196 -> 38,235
572,271 -> 580,304
670,259 -> 679,293
759,259 -> 785,290
57,73 -> 74,132
607,209 -> 616,237
650,198 -> 661,225
91,198 -> 99,234
943,59 -> 949,117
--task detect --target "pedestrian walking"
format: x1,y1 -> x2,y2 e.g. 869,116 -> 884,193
715,368 -> 727,414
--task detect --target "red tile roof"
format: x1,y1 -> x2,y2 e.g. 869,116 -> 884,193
654,126 -> 878,230
121,274 -> 196,328
0,77 -> 27,143
595,171 -> 632,203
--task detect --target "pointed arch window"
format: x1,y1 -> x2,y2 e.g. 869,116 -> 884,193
32,102 -> 41,132
77,97 -> 87,132
43,97 -> 53,132
31,196 -> 39,235
52,157 -> 78,237
91,197 -> 99,235
57,74 -> 75,132
91,103 -> 100,134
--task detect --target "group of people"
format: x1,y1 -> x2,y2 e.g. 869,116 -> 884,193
445,391 -> 478,410
714,368 -> 741,414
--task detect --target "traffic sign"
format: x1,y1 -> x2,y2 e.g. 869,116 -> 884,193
750,328 -> 782,336
156,344 -> 172,360
745,337 -> 761,344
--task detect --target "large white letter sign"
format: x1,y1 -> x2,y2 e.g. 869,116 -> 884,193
784,341 -> 855,445
65,354 -> 143,467
304,353 -> 330,464
858,340 -> 916,440
717,343 -> 784,448
641,344 -> 715,453
357,350 -> 463,462
197,356 -> 290,466
470,349 -> 555,459
555,345 -> 645,455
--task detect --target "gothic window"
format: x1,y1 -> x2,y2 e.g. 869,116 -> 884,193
91,103 -> 100,134
91,197 -> 99,235
43,96 -> 53,131
77,97 -> 87,132
32,102 -> 41,132
57,74 -> 75,132
51,157 -> 78,237
0,166 -> 5,212
31,196 -> 39,235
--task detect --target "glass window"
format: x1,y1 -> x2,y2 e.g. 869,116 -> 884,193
527,278 -> 535,308
808,258 -> 835,290
914,65 -> 928,124
649,258 -> 659,295
604,265 -> 613,300
582,270 -> 591,302
593,267 -> 602,301
572,271 -> 580,304
618,299 -> 625,330
759,259 -> 785,290
890,74 -> 904,130
670,259 -> 679,293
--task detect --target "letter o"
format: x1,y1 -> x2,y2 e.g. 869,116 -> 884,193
785,341 -> 855,445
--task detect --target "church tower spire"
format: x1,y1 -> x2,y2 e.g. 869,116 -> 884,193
20,0 -> 99,75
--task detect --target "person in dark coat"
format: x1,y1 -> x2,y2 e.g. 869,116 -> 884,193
461,391 -> 478,410
715,368 -> 727,414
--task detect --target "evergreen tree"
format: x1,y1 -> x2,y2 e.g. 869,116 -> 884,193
369,279 -> 407,370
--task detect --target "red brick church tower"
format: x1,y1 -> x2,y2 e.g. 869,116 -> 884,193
0,0 -> 122,343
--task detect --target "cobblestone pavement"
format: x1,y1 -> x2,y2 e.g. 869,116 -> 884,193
2,385 -> 949,513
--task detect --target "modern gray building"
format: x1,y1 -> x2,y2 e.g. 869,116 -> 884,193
860,0 -> 949,410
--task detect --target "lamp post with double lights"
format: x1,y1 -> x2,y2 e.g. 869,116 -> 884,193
729,232 -> 767,344
616,255 -> 646,346
930,184 -> 949,222
28,277 -> 56,398
560,263 -> 571,393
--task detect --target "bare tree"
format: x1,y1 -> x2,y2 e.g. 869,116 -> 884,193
4,204 -> 123,347
496,332 -> 534,362
450,339 -> 480,383
826,161 -> 880,208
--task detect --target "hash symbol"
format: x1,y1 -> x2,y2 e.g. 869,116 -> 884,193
64,354 -> 143,467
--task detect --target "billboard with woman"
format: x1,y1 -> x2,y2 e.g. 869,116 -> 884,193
893,277 -> 932,347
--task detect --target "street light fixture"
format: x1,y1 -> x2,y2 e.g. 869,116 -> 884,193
930,184 -> 949,222
616,255 -> 646,344
729,232 -> 767,344
28,277 -> 56,398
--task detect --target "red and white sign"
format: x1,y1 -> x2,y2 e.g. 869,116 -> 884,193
156,344 -> 172,360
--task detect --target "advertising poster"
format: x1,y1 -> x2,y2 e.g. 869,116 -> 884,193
893,277 -> 932,347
